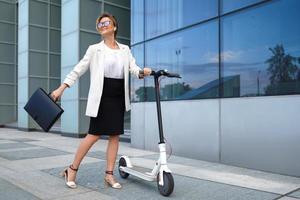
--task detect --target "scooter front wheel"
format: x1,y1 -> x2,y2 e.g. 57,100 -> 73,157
157,172 -> 174,196
118,157 -> 129,179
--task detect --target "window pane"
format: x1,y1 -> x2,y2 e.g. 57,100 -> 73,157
50,30 -> 61,53
80,0 -> 101,31
50,54 -> 61,77
105,0 -> 130,7
104,4 -> 130,38
29,0 -> 48,26
0,23 -> 15,43
0,64 -> 15,83
145,0 -> 218,39
0,85 -> 15,104
50,0 -> 61,5
117,38 -> 130,46
0,105 -> 16,123
50,78 -> 60,92
29,52 -> 48,76
131,0 -> 144,44
222,0 -> 300,97
131,44 -> 144,102
50,5 -> 61,28
145,21 -> 219,101
29,78 -> 48,96
79,32 -> 99,58
0,43 -> 15,63
29,26 -> 48,51
221,0 -> 263,14
0,2 -> 15,22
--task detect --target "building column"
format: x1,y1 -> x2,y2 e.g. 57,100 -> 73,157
18,0 -> 61,131
60,0 -> 81,137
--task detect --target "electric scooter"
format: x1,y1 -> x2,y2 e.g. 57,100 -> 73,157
118,69 -> 181,197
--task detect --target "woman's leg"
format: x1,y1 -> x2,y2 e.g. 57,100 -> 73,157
67,134 -> 100,181
106,135 -> 120,172
104,135 -> 121,188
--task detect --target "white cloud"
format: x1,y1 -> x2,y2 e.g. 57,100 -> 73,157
203,50 -> 243,63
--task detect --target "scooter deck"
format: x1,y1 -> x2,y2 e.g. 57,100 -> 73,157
119,166 -> 156,182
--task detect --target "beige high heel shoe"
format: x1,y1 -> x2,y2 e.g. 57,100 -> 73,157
61,165 -> 78,189
104,171 -> 122,189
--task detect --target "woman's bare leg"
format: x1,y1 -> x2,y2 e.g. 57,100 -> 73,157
106,135 -> 120,172
68,134 -> 100,181
104,135 -> 121,187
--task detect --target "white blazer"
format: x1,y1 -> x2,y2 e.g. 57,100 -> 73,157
63,41 -> 141,117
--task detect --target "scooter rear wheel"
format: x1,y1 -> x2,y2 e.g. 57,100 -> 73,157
157,172 -> 174,196
118,157 -> 129,179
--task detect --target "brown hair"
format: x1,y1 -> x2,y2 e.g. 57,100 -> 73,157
96,13 -> 118,38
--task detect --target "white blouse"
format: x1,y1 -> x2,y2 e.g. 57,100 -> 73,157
103,44 -> 124,79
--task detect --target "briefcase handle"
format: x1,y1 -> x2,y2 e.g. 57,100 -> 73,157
48,91 -> 58,103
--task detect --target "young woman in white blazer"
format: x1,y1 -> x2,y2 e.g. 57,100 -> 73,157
51,13 -> 151,189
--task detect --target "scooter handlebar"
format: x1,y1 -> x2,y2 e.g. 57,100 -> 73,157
140,69 -> 181,78
166,72 -> 181,78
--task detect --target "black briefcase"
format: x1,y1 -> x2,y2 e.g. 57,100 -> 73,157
24,88 -> 64,132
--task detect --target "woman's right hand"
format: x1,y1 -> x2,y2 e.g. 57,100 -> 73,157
50,84 -> 68,102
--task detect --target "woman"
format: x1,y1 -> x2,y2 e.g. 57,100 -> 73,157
51,13 -> 151,189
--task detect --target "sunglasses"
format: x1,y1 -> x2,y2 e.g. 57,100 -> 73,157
97,21 -> 111,28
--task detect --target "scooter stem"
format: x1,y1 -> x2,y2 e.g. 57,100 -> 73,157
154,75 -> 165,144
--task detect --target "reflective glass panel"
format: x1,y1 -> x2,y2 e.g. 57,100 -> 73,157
105,4 -> 130,38
0,23 -> 15,43
221,0 -> 263,14
80,0 -> 101,31
50,30 -> 61,53
0,2 -> 15,22
29,26 -> 48,51
29,0 -> 48,26
131,44 -> 145,102
222,0 -> 300,97
145,0 -> 217,39
50,54 -> 61,78
131,0 -> 144,44
50,4 -> 61,28
145,21 -> 219,101
105,0 -> 130,7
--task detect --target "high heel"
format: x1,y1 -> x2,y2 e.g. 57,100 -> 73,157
61,164 -> 78,189
104,171 -> 122,189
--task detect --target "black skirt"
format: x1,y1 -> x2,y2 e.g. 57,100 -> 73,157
88,77 -> 125,135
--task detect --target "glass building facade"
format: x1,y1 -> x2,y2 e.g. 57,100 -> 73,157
0,1 -> 18,124
131,0 -> 300,102
130,0 -> 300,177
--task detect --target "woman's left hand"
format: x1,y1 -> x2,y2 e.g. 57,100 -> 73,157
143,67 -> 152,76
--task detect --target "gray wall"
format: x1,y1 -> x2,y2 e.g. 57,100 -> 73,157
131,95 -> 300,176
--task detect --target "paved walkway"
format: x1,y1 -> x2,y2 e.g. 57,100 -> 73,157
0,127 -> 300,200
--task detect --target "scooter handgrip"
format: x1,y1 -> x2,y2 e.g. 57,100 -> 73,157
167,73 -> 181,78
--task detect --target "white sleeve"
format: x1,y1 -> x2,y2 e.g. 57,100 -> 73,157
128,47 -> 142,78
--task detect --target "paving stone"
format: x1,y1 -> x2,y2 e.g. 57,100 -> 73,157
289,189 -> 300,198
0,142 -> 36,150
0,177 -> 40,200
278,197 -> 300,200
10,138 -> 39,143
0,147 -> 70,160
44,162 -> 279,200
87,151 -> 121,161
